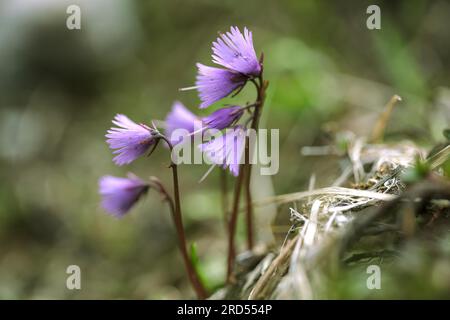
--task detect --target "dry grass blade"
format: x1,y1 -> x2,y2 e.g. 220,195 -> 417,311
426,145 -> 450,169
254,187 -> 396,208
370,94 -> 402,143
248,235 -> 299,300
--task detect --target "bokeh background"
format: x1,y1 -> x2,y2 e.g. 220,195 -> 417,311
0,0 -> 449,299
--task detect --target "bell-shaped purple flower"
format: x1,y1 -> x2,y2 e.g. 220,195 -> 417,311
199,126 -> 246,176
195,63 -> 246,109
212,26 -> 261,76
106,114 -> 157,166
165,101 -> 201,145
202,106 -> 244,130
98,174 -> 149,217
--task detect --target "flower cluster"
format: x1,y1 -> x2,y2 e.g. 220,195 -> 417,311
173,26 -> 262,176
97,26 -> 264,298
99,25 -> 261,215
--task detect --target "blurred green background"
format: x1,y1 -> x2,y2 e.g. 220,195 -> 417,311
0,0 -> 449,299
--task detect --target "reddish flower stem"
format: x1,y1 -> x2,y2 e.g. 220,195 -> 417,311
226,73 -> 268,283
220,169 -> 229,232
226,161 -> 246,282
170,164 -> 208,299
244,77 -> 267,249
156,138 -> 208,299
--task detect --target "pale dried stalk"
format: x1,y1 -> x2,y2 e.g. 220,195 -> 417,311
254,187 -> 396,208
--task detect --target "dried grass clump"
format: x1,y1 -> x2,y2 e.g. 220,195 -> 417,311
215,96 -> 450,300
248,141 -> 448,299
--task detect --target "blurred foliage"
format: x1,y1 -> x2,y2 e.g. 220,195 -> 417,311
325,232 -> 450,299
0,0 -> 449,299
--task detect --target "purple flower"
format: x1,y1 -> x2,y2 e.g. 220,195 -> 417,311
199,126 -> 246,176
212,26 -> 261,76
165,101 -> 200,145
202,106 -> 244,130
182,27 -> 260,108
98,174 -> 149,217
195,63 -> 246,109
106,114 -> 156,166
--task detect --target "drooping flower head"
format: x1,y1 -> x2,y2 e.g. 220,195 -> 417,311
165,101 -> 201,145
195,63 -> 246,109
106,114 -> 157,165
199,126 -> 246,176
182,26 -> 261,109
202,106 -> 244,131
98,174 -> 149,217
212,26 -> 261,76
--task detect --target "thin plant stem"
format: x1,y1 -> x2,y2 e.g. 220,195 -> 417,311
226,69 -> 268,282
244,147 -> 254,250
157,137 -> 208,299
244,77 -> 266,250
220,169 -> 229,232
226,161 -> 246,282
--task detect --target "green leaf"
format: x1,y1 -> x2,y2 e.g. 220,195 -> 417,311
401,158 -> 430,184
443,129 -> 450,141
189,243 -> 210,290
